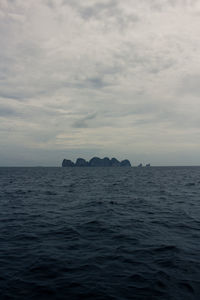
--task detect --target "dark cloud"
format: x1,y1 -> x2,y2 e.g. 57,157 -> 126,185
72,113 -> 97,128
0,92 -> 24,101
78,0 -> 119,20
141,0 -> 199,10
86,77 -> 107,89
0,105 -> 17,117
46,0 -> 55,9
62,0 -> 139,31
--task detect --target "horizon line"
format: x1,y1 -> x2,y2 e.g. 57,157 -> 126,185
1,165 -> 200,168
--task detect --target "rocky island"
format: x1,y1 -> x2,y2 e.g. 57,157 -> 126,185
62,157 -> 131,167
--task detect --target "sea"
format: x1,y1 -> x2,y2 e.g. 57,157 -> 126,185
0,166 -> 200,300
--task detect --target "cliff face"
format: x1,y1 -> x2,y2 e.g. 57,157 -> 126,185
88,157 -> 103,167
75,158 -> 88,167
62,159 -> 75,167
62,157 -> 131,167
120,159 -> 131,167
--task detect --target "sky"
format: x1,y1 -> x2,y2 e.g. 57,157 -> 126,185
1,0 -> 200,166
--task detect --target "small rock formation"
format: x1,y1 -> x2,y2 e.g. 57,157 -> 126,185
62,159 -> 75,167
62,157 -> 131,167
102,157 -> 111,167
75,158 -> 88,167
138,163 -> 143,167
88,157 -> 103,167
110,157 -> 120,167
120,159 -> 131,167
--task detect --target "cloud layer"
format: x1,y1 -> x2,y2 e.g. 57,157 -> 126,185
1,0 -> 200,165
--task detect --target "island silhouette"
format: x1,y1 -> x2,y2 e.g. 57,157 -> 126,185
62,157 -> 131,167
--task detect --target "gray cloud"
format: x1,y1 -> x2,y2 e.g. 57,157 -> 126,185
77,0 -> 119,19
63,0 -> 140,31
178,74 -> 200,97
83,77 -> 108,89
0,104 -> 17,117
72,113 -> 97,128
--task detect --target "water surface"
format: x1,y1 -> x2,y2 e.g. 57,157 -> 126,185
0,167 -> 200,299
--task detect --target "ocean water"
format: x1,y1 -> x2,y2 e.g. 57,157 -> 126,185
0,166 -> 200,300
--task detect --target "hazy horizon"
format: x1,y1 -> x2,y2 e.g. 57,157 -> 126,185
1,0 -> 200,166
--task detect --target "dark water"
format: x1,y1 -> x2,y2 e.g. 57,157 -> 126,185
0,167 -> 200,299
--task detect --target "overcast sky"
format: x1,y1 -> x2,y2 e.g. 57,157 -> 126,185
1,0 -> 200,166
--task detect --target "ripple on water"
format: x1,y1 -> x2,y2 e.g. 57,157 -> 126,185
0,166 -> 200,299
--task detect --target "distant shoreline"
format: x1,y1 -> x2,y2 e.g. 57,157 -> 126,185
62,157 -> 132,167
